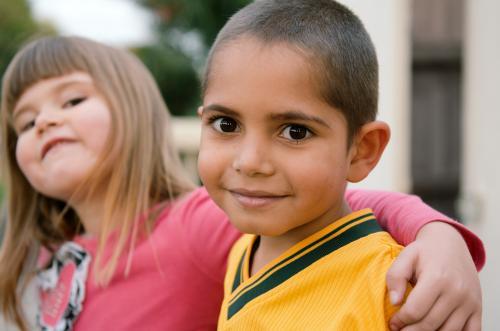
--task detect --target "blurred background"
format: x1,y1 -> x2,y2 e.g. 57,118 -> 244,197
0,0 -> 498,329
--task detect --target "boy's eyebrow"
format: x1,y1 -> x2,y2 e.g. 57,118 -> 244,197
269,111 -> 331,129
203,105 -> 331,128
202,104 -> 240,117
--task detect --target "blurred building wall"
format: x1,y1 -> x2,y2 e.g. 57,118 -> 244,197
410,0 -> 464,217
463,0 -> 500,329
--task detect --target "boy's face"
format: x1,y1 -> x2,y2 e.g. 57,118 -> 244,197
198,37 -> 354,237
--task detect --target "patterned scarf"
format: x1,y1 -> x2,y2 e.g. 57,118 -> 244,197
37,242 -> 91,331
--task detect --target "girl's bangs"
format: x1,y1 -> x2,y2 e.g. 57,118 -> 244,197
4,37 -> 90,112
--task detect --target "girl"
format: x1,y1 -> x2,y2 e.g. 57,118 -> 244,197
0,36 -> 483,331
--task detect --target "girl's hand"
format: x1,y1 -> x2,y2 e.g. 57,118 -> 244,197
386,222 -> 482,331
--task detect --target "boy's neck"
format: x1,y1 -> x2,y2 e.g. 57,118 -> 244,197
250,200 -> 352,276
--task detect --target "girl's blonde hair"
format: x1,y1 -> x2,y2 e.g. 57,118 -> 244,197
0,36 -> 194,330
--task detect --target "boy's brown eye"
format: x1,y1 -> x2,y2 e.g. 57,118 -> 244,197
220,118 -> 237,132
213,117 -> 239,133
282,124 -> 311,141
289,126 -> 307,139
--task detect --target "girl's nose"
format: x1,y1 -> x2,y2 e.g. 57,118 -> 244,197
35,109 -> 63,134
232,139 -> 275,177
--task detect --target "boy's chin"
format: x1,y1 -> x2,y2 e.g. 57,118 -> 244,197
231,219 -> 288,237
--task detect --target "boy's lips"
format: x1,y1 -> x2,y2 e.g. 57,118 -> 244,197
228,188 -> 289,208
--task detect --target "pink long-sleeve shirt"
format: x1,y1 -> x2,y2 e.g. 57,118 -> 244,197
41,187 -> 483,331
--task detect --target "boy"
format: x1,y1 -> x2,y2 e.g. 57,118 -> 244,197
198,0 -> 407,329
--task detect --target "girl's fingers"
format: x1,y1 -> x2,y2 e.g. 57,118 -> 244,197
386,245 -> 416,306
389,273 -> 442,330
463,312 -> 482,331
437,307 -> 472,331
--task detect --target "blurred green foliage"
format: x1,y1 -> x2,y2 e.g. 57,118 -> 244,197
134,44 -> 201,116
0,0 -> 54,89
0,0 -> 254,117
138,0 -> 251,46
135,0 -> 252,114
0,0 -> 50,212
0,0 -> 37,76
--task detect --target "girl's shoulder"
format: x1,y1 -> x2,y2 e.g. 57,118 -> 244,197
154,186 -> 240,252
154,186 -> 241,281
161,186 -> 226,226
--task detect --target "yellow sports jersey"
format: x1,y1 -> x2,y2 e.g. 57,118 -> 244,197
218,209 -> 406,330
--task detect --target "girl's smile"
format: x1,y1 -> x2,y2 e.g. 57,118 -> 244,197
41,137 -> 77,159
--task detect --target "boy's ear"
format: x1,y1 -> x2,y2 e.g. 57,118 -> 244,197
347,121 -> 390,183
197,106 -> 204,117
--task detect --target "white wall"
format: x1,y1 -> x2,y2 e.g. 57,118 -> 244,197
463,0 -> 500,329
340,0 -> 412,192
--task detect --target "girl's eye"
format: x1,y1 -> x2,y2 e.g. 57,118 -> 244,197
281,124 -> 312,141
63,97 -> 86,108
212,117 -> 239,133
19,120 -> 36,133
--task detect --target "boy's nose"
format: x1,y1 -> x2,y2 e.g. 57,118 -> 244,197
232,139 -> 275,177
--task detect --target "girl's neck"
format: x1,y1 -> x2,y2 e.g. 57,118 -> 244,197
71,197 -> 105,237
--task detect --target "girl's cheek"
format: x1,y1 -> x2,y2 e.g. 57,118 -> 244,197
15,138 -> 33,174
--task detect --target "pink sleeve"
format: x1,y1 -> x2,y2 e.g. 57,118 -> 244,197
345,189 -> 485,271
177,187 -> 242,283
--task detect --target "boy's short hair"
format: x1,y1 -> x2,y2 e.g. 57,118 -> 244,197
203,0 -> 378,141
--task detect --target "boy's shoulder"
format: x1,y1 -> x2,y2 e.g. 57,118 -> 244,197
220,216 -> 405,329
227,229 -> 403,276
226,210 -> 404,288
350,230 -> 404,269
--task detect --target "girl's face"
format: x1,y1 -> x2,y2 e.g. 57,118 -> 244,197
12,72 -> 111,202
